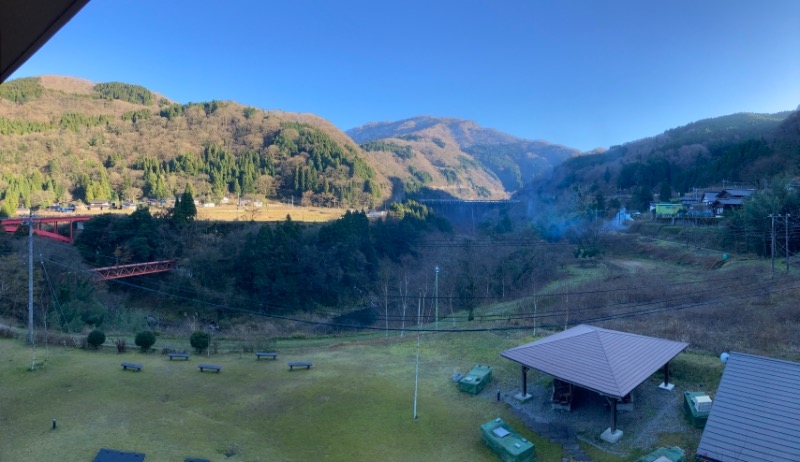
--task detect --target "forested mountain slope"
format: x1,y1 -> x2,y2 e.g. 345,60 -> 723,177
0,76 -> 385,214
537,110 -> 798,211
348,116 -> 580,199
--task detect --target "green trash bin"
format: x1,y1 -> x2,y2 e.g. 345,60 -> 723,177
683,391 -> 711,428
636,446 -> 685,462
458,364 -> 493,395
480,418 -> 535,462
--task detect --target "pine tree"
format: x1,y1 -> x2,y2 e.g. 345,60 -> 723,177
173,184 -> 197,225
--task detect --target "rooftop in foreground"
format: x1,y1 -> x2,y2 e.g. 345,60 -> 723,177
696,352 -> 800,462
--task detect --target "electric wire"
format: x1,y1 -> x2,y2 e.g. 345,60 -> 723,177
18,213 -> 800,333
37,250 -> 770,325
37,253 -> 800,333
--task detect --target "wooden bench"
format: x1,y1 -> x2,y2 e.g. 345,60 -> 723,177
198,364 -> 221,373
168,352 -> 190,360
288,361 -> 312,370
121,362 -> 142,372
256,352 -> 278,360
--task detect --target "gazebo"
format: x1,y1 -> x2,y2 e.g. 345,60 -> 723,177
501,324 -> 688,442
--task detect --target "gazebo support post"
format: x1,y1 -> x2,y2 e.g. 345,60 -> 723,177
601,398 -> 623,443
658,361 -> 675,391
514,366 -> 532,402
611,399 -> 617,431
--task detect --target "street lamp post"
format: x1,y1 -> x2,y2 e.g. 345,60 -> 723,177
434,265 -> 440,330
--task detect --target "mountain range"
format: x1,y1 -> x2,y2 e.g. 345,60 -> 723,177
347,116 -> 580,200
544,110 -> 798,197
0,75 -> 798,215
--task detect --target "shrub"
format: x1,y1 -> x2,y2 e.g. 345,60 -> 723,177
0,325 -> 15,339
135,331 -> 156,352
190,331 -> 210,353
87,330 -> 106,349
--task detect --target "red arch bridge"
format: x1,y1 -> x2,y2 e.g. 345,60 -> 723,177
2,215 -> 175,280
1,215 -> 92,243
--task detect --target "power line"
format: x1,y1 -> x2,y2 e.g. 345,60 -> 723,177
37,252 -> 800,334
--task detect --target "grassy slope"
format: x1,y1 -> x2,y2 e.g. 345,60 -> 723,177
0,333 -> 563,462
1,233 -> 744,461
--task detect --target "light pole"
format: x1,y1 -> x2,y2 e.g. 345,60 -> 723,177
434,265 -> 440,330
28,208 -> 34,344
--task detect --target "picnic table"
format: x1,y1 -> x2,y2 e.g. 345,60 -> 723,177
198,364 -> 221,373
121,362 -> 142,372
93,448 -> 145,462
288,361 -> 312,370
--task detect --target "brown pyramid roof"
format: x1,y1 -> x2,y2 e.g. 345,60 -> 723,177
501,324 -> 688,398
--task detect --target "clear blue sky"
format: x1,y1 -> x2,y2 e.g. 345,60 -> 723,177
11,0 -> 800,151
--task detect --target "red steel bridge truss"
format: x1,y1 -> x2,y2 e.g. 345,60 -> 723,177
2,215 -> 92,243
88,259 -> 177,281
2,215 -> 175,280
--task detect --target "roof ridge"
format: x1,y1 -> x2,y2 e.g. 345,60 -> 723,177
595,329 -> 624,396
730,351 -> 800,367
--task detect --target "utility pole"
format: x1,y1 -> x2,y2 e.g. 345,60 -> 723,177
28,209 -> 34,344
413,287 -> 422,420
434,266 -> 439,330
770,214 -> 776,276
786,214 -> 791,273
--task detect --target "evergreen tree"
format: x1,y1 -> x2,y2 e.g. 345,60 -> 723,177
659,182 -> 672,202
173,184 -> 197,225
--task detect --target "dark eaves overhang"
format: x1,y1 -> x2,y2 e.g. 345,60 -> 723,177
1,0 -> 90,83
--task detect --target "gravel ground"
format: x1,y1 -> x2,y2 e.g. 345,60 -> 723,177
497,374 -> 703,460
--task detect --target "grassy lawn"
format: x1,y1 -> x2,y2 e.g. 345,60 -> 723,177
0,333 -> 564,461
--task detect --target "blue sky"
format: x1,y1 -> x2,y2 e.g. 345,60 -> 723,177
11,0 -> 800,151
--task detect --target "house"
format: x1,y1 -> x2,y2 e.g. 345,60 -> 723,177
696,352 -> 800,462
710,189 -> 754,215
701,191 -> 720,205
680,196 -> 700,208
87,200 -> 110,211
146,198 -> 166,208
655,203 -> 683,218
687,203 -> 713,217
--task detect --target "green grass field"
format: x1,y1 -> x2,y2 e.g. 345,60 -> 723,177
0,332 -> 565,461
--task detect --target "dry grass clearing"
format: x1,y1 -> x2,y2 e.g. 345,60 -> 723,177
32,203 -> 347,224
196,203 -> 347,223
